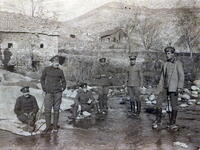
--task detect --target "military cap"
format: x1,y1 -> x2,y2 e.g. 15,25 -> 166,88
164,46 -> 175,54
49,55 -> 59,62
20,86 -> 30,93
129,54 -> 137,60
99,57 -> 106,63
79,82 -> 87,88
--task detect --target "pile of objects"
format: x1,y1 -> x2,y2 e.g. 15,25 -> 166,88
145,80 -> 200,109
178,80 -> 200,108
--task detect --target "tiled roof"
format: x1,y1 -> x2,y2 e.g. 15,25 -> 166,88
0,11 -> 59,36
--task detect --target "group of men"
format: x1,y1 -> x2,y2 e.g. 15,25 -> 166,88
14,46 -> 185,134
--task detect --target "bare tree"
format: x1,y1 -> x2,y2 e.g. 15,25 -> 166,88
175,0 -> 200,58
137,17 -> 162,52
29,0 -> 44,17
123,10 -> 140,53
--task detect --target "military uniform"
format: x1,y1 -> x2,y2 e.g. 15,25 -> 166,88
72,88 -> 97,119
40,55 -> 66,133
125,55 -> 143,115
14,87 -> 39,127
94,58 -> 111,113
2,48 -> 12,69
154,47 -> 185,129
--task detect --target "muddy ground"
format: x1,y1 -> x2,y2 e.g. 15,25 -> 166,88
0,96 -> 200,150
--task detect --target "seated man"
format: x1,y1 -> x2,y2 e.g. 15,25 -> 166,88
70,83 -> 98,121
14,86 -> 39,131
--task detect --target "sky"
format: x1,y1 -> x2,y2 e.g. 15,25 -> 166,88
0,0 -> 200,21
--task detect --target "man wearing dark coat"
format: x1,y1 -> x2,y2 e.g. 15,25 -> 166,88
14,86 -> 39,131
41,55 -> 66,133
153,46 -> 185,130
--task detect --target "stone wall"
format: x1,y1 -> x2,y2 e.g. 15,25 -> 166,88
0,32 -> 58,69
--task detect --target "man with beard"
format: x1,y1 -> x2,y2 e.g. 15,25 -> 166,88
41,55 -> 66,134
14,86 -> 39,132
153,46 -> 184,130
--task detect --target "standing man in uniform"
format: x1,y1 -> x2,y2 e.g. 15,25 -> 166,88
125,54 -> 143,117
153,46 -> 184,130
93,58 -> 112,114
41,55 -> 66,133
3,48 -> 12,69
14,86 -> 39,132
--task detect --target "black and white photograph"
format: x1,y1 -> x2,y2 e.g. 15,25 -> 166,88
0,0 -> 200,149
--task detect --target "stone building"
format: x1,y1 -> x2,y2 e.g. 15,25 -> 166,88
100,28 -> 127,43
0,12 -> 59,69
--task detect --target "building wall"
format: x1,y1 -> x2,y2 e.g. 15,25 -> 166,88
0,32 -> 58,68
0,32 -> 58,55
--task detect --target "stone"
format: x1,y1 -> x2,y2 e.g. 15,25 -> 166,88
187,101 -> 193,105
140,87 -> 147,95
193,80 -> 200,88
191,94 -> 198,98
149,94 -> 156,101
178,97 -> 182,101
196,101 -> 200,105
173,141 -> 188,148
179,94 -> 190,100
191,85 -> 200,91
184,88 -> 191,95
179,103 -> 189,108
189,99 -> 197,103
152,100 -> 157,105
192,91 -> 198,95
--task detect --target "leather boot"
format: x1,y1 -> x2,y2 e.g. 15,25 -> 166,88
53,111 -> 59,132
42,112 -> 51,134
170,110 -> 178,130
172,110 -> 177,124
152,108 -> 162,129
136,101 -> 141,115
130,100 -> 135,113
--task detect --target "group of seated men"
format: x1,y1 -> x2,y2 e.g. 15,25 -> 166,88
14,83 -> 98,131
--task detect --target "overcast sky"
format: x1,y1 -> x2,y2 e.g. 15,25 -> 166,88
0,0 -> 200,21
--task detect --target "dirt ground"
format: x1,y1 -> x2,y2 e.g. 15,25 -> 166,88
0,96 -> 200,150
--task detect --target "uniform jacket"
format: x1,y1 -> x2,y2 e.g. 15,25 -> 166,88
14,95 -> 39,116
125,64 -> 143,87
158,59 -> 184,92
93,64 -> 112,86
41,66 -> 66,93
75,89 -> 95,105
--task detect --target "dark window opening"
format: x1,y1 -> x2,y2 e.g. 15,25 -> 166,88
8,43 -> 13,48
40,43 -> 44,48
70,34 -> 76,38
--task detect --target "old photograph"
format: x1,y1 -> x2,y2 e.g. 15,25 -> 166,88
0,0 -> 200,149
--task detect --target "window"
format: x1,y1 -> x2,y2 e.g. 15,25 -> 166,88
70,34 -> 76,38
8,43 -> 13,48
40,43 -> 44,48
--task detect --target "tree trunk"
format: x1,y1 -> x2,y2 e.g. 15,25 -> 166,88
187,42 -> 193,58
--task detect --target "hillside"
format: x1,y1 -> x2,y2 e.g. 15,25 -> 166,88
62,2 -> 200,52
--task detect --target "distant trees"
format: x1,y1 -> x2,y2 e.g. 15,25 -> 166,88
137,18 -> 162,52
124,14 -> 162,53
4,0 -> 58,20
176,8 -> 200,58
123,10 -> 140,53
175,0 -> 200,57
